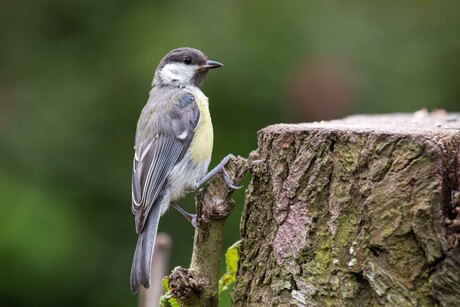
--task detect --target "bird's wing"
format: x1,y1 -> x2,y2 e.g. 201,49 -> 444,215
131,93 -> 200,233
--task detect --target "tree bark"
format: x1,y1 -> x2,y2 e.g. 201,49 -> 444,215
232,112 -> 460,306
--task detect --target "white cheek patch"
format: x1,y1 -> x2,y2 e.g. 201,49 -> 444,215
160,63 -> 197,86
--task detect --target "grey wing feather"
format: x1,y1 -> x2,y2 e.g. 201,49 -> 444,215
131,93 -> 199,233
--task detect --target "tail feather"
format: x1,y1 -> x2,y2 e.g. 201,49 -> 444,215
130,203 -> 162,294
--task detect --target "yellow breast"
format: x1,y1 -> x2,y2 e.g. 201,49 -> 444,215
188,89 -> 213,162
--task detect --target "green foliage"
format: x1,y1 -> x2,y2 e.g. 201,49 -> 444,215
162,276 -> 171,292
159,293 -> 181,307
219,241 -> 241,296
159,277 -> 180,307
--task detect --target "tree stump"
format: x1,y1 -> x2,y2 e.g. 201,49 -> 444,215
232,112 -> 460,306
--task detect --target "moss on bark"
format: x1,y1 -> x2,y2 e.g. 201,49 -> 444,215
232,114 -> 460,306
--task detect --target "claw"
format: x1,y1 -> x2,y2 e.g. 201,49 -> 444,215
195,154 -> 239,189
189,215 -> 198,228
222,169 -> 243,190
171,203 -> 197,228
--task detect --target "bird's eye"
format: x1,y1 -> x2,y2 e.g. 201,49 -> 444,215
183,57 -> 192,65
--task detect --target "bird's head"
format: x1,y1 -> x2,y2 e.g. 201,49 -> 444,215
154,47 -> 223,88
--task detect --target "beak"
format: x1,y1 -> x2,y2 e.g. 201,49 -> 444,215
198,60 -> 224,71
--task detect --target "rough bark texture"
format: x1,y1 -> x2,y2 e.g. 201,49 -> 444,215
167,156 -> 247,307
232,112 -> 460,306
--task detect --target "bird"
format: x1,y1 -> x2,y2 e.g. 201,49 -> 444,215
130,47 -> 238,294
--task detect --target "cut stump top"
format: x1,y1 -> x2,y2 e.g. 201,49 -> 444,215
263,111 -> 460,137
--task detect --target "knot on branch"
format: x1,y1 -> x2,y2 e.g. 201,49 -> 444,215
168,267 -> 207,303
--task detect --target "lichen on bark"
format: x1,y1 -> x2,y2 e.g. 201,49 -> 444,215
232,113 -> 460,306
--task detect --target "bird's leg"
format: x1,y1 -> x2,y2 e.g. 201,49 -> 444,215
195,154 -> 242,190
171,202 -> 197,228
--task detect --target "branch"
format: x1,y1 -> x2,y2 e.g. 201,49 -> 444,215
165,155 -> 248,307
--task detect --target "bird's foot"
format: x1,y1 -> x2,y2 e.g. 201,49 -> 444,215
195,154 -> 242,190
171,202 -> 197,228
221,168 -> 242,190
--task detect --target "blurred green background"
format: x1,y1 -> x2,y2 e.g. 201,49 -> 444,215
0,0 -> 459,306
